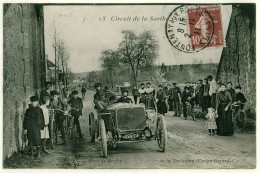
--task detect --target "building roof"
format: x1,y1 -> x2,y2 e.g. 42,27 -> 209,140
47,59 -> 57,70
47,59 -> 56,68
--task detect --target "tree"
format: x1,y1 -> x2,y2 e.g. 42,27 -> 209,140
118,30 -> 159,88
99,50 -> 121,88
57,39 -> 70,86
161,63 -> 167,74
87,71 -> 98,84
51,19 -> 65,89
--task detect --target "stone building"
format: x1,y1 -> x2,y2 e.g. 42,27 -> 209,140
3,4 -> 45,158
217,4 -> 256,119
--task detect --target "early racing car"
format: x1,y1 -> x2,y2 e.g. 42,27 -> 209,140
89,103 -> 167,158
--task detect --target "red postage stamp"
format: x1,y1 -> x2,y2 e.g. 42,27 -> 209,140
166,5 -> 224,53
188,6 -> 224,49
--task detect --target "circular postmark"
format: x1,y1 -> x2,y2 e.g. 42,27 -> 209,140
165,5 -> 214,53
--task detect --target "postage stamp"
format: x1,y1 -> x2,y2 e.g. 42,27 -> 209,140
165,5 -> 224,53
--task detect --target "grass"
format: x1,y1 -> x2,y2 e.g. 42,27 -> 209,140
3,151 -> 43,168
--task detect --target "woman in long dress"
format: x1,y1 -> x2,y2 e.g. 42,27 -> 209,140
156,85 -> 167,115
216,83 -> 234,136
145,82 -> 156,109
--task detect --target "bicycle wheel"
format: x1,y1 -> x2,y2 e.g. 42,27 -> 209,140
236,111 -> 247,131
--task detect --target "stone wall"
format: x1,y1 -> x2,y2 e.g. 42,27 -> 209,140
3,4 -> 45,158
217,4 -> 256,118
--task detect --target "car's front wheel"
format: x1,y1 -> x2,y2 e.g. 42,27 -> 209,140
156,115 -> 167,152
89,112 -> 96,142
99,119 -> 107,158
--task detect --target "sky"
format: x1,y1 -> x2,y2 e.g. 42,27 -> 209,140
44,5 -> 232,73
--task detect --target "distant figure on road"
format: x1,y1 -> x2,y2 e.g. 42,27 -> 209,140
116,90 -> 133,103
68,90 -> 83,139
81,86 -> 87,100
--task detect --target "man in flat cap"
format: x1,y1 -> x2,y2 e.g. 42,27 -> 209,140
49,90 -> 70,144
68,90 -> 83,139
40,82 -> 52,105
170,83 -> 182,116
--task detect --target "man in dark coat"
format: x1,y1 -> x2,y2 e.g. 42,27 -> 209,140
23,96 -> 44,158
233,86 -> 247,109
184,82 -> 194,94
93,83 -> 113,112
68,90 -> 83,139
182,88 -> 192,120
116,90 -> 133,103
40,82 -> 52,105
202,78 -> 210,112
164,84 -> 172,111
49,90 -> 70,144
197,79 -> 204,109
132,87 -> 139,104
170,83 -> 182,116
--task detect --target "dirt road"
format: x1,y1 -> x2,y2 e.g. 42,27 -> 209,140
7,90 -> 255,169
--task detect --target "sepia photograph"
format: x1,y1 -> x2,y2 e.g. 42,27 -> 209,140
2,1 -> 256,169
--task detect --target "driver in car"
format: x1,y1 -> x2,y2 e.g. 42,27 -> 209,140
116,90 -> 133,103
94,83 -> 116,111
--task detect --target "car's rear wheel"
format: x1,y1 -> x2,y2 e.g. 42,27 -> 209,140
89,112 -> 96,142
99,119 -> 107,158
156,115 -> 167,152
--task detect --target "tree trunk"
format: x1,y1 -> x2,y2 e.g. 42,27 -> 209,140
54,37 -> 57,90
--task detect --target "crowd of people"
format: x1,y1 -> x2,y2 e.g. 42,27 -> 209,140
23,82 -> 83,158
113,75 -> 247,137
23,74 -> 247,158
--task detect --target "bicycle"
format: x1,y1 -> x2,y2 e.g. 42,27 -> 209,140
49,109 -> 73,146
231,103 -> 247,132
186,101 -> 195,121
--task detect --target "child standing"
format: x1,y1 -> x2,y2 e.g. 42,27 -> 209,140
205,107 -> 218,135
23,96 -> 45,158
40,96 -> 50,153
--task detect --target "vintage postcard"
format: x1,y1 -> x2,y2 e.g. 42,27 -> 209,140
1,0 -> 257,170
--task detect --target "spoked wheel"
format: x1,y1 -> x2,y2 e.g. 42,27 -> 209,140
68,116 -> 73,139
236,111 -> 248,132
99,119 -> 107,158
89,112 -> 96,142
187,105 -> 195,121
156,115 -> 167,152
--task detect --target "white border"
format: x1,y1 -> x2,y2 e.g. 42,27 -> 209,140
0,0 -> 258,173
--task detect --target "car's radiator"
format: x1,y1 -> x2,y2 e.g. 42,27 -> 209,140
116,107 -> 146,131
